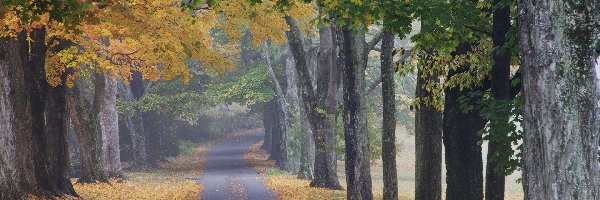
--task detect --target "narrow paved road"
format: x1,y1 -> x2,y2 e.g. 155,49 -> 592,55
198,132 -> 276,200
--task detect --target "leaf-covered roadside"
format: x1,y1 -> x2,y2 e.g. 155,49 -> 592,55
33,140 -> 214,200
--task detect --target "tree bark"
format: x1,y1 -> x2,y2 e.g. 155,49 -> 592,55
261,105 -> 273,152
284,44 -> 313,179
414,67 -> 443,200
263,43 -> 290,170
518,0 -> 600,199
443,42 -> 486,200
44,70 -> 76,195
313,23 -> 342,189
342,25 -> 373,200
97,74 -> 123,178
1,29 -> 78,197
285,15 -> 343,189
126,71 -> 150,169
485,0 -> 511,199
67,74 -> 108,183
380,29 -> 397,200
0,37 -> 21,200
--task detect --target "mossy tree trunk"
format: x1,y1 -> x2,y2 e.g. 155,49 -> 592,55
67,73 -> 109,183
518,0 -> 600,199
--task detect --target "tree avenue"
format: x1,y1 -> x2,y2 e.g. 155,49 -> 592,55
1,0 -> 599,199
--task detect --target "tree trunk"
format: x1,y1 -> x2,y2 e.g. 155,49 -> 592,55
125,71 -> 150,169
485,0 -> 511,199
263,42 -> 292,172
2,29 -> 78,197
380,29 -> 397,200
284,44 -> 313,179
273,101 -> 288,168
0,37 -> 21,200
261,105 -> 273,152
312,22 -> 343,189
97,74 -> 123,178
443,42 -> 486,200
239,31 -> 253,68
67,74 -> 108,183
518,0 -> 600,199
414,67 -> 443,200
44,71 -> 76,195
342,25 -> 373,200
285,15 -> 343,189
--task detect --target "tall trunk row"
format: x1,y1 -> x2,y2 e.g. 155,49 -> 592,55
1,28 -> 124,197
0,29 -> 77,198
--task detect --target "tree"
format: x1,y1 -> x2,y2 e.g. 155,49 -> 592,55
67,73 -> 109,183
485,0 -> 512,199
414,57 -> 443,200
124,72 -> 151,169
0,37 -> 22,200
443,43 -> 488,200
341,25 -> 373,200
518,0 -> 600,199
0,28 -> 78,198
380,28 -> 397,200
98,75 -> 123,178
312,18 -> 343,189
263,42 -> 291,169
285,15 -> 343,190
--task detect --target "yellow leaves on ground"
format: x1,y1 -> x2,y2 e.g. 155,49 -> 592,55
67,141 -> 213,200
267,175 -> 345,200
158,140 -> 214,171
244,140 -> 277,173
72,176 -> 201,200
244,141 -> 345,200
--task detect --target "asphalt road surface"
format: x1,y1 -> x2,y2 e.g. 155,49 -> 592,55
198,132 -> 276,200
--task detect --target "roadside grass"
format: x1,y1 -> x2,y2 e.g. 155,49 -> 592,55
67,140 -> 214,200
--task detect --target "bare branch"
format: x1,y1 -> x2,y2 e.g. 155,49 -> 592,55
365,30 -> 384,52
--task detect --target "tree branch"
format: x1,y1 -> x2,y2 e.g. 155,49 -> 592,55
48,37 -> 75,53
368,48 -> 412,95
365,30 -> 384,52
